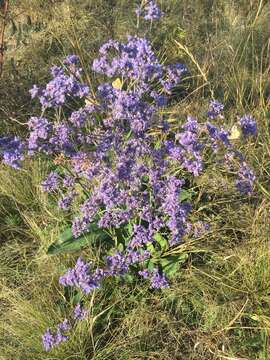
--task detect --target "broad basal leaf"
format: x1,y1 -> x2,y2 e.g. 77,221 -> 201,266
47,223 -> 111,255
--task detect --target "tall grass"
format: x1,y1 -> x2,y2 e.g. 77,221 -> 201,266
0,1 -> 270,359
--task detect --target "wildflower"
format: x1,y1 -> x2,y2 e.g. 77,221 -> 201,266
207,99 -> 224,120
239,115 -> 257,137
150,268 -> 169,289
42,327 -> 68,352
71,216 -> 90,238
236,162 -> 256,195
136,1 -> 163,21
193,221 -> 210,238
29,84 -> 40,99
58,191 -> 77,210
41,172 -> 59,192
36,64 -> 89,109
138,269 -> 150,279
59,257 -> 102,294
28,116 -> 52,155
0,136 -> 25,168
42,329 -> 55,352
73,304 -> 89,320
64,54 -> 80,65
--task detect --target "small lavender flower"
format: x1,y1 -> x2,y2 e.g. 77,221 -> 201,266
27,116 -> 52,155
57,319 -> 70,331
0,136 -> 25,168
62,175 -> 75,188
37,65 -> 89,109
138,269 -> 150,279
42,326 -> 68,352
64,54 -> 80,65
29,84 -> 40,99
58,191 -> 77,210
41,172 -> 59,192
69,105 -> 96,128
106,251 -> 129,275
59,257 -> 102,294
194,221 -> 210,238
128,225 -> 152,248
150,268 -> 169,289
236,162 -> 256,195
71,216 -> 89,238
239,115 -> 257,137
137,1 -> 163,21
206,122 -> 231,151
73,304 -> 89,320
207,99 -> 224,120
162,63 -> 187,93
42,329 -> 55,352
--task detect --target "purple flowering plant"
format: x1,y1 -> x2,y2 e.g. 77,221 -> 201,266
0,1 -> 258,352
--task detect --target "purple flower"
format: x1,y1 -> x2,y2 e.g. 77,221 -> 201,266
129,225 -> 153,249
136,1 -> 163,21
57,319 -> 70,331
168,116 -> 204,176
0,136 -> 25,168
41,172 -> 59,192
27,116 -> 52,155
42,329 -> 55,352
106,251 -> 129,275
36,65 -> 89,109
207,99 -> 224,120
161,176 -> 191,245
162,63 -> 187,93
71,216 -> 89,238
59,257 -> 102,294
239,115 -> 257,137
58,191 -> 77,210
150,268 -> 169,289
64,54 -> 80,65
193,221 -> 210,238
42,326 -> 68,352
69,105 -> 96,128
138,269 -> 150,279
62,175 -> 75,188
206,122 -> 231,151
29,84 -> 40,99
73,304 -> 89,320
236,162 -> 256,195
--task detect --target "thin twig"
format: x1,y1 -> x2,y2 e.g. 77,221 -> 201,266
0,0 -> 9,77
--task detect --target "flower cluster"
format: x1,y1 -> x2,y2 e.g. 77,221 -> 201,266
135,1 -> 163,21
207,99 -> 224,120
239,115 -> 257,137
30,59 -> 89,110
139,268 -> 169,288
236,162 -> 256,195
42,319 -> 70,352
0,11 -> 258,352
42,304 -> 88,352
0,136 -> 25,168
59,251 -> 149,295
92,35 -> 187,97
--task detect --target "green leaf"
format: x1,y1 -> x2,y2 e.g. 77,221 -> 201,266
47,223 -> 111,255
179,189 -> 193,202
58,227 -> 73,242
146,259 -> 155,272
117,243 -> 124,252
72,291 -> 83,306
146,242 -> 156,255
160,254 -> 188,278
153,232 -> 168,251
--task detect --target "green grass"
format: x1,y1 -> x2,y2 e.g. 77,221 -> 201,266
1,1 -> 270,359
